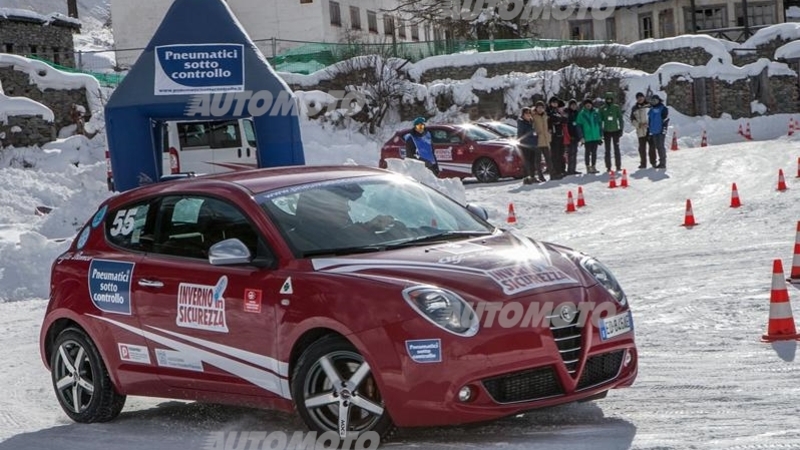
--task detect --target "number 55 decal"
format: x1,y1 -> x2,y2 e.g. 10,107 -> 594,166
110,208 -> 138,236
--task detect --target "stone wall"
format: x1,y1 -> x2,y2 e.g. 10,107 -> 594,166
0,20 -> 78,67
0,67 -> 90,131
0,115 -> 55,148
664,75 -> 798,119
412,47 -> 714,84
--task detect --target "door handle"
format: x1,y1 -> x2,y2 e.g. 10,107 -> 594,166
238,148 -> 242,158
138,279 -> 164,288
246,148 -> 251,157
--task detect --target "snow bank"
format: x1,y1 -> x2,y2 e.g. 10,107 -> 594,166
0,7 -> 81,26
653,58 -> 795,83
774,40 -> 800,60
742,22 -> 800,48
0,93 -> 53,124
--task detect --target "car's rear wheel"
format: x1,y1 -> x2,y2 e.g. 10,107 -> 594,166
292,335 -> 395,441
50,328 -> 126,423
473,157 -> 500,183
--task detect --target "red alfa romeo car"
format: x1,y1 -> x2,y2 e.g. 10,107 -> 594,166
380,124 -> 524,182
40,166 -> 637,441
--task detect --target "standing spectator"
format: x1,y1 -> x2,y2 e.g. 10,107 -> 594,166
546,96 -> 567,179
599,92 -> 623,172
648,95 -> 669,169
404,117 -> 440,175
565,99 -> 581,175
516,107 -> 538,185
630,92 -> 655,169
575,98 -> 602,174
531,101 -> 552,182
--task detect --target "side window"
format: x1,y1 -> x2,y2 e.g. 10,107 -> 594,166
105,202 -> 153,252
154,196 -> 264,260
447,131 -> 463,143
210,120 -> 242,149
431,130 -> 449,144
178,122 -> 210,148
242,119 -> 257,147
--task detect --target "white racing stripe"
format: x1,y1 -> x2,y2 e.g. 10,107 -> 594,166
88,315 -> 292,399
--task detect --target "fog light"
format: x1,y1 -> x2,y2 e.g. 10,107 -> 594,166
623,349 -> 633,367
458,386 -> 473,402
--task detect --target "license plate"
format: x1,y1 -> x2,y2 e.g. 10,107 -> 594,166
599,311 -> 633,340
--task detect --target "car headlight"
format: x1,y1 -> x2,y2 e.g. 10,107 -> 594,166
402,286 -> 479,337
579,256 -> 627,306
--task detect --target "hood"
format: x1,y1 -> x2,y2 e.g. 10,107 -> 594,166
311,230 -> 592,301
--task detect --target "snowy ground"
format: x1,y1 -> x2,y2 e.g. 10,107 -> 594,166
0,125 -> 800,449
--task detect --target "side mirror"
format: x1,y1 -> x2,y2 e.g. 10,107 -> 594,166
466,203 -> 489,221
208,238 -> 252,266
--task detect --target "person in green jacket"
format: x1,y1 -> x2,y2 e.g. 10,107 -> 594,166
598,92 -> 624,172
575,98 -> 602,174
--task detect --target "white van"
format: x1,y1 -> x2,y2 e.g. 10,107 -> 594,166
162,118 -> 258,176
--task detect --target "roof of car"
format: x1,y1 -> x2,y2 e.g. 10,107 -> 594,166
112,165 -> 390,202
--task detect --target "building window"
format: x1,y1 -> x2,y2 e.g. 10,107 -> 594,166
29,45 -> 37,56
605,17 -> 616,41
383,15 -> 395,36
639,13 -> 653,39
367,10 -> 378,33
52,47 -> 60,64
684,6 -> 727,32
735,2 -> 776,26
300,0 -> 312,3
411,23 -> 420,41
659,9 -> 675,37
329,1 -> 341,27
569,20 -> 594,40
350,6 -> 361,30
398,21 -> 406,39
3,43 -> 13,53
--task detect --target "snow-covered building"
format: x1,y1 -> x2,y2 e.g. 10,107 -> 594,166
111,0 -> 434,68
533,0 -> 785,44
0,8 -> 81,67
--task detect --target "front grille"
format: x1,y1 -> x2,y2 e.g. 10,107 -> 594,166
577,350 -> 625,390
482,366 -> 564,404
548,306 -> 583,375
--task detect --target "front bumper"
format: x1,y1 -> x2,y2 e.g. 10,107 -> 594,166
353,286 -> 637,428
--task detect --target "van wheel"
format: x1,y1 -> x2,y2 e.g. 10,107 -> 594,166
292,335 -> 395,441
50,328 -> 126,423
473,158 -> 500,182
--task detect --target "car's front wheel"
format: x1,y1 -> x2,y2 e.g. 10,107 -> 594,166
50,327 -> 126,423
292,335 -> 395,441
473,157 -> 500,182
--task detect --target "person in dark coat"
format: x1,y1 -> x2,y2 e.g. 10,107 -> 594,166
404,117 -> 440,175
565,99 -> 581,175
516,107 -> 538,184
546,96 -> 567,179
630,92 -> 655,169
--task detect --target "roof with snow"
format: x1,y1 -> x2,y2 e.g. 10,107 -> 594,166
0,8 -> 81,29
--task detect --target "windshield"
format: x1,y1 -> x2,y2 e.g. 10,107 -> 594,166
462,125 -> 501,142
487,122 -> 516,137
258,175 -> 496,257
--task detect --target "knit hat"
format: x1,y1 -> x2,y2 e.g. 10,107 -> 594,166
534,100 -> 545,108
635,92 -> 645,98
413,117 -> 426,126
583,98 -> 593,106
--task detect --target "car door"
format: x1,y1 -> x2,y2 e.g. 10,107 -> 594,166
430,127 -> 471,178
175,121 -> 217,174
132,194 -> 288,399
209,119 -> 258,172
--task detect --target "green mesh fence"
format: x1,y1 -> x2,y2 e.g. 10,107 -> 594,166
26,55 -> 125,87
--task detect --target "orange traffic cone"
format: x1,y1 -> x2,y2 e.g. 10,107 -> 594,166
682,199 -> 697,227
670,131 -> 679,151
738,123 -> 744,136
762,259 -> 800,342
566,191 -> 576,213
778,169 -> 788,192
507,203 -> 517,225
745,122 -> 753,140
789,221 -> 800,284
789,118 -> 795,137
577,186 -> 586,207
608,170 -> 617,189
700,130 -> 708,147
620,169 -> 629,188
730,183 -> 741,208
796,157 -> 800,179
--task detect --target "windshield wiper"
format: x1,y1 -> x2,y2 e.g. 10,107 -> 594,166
385,230 -> 494,249
301,245 -> 386,258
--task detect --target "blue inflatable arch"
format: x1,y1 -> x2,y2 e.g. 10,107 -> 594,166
104,0 -> 305,192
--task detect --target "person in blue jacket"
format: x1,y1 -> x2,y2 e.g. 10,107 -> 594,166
404,117 -> 440,175
647,95 -> 670,169
516,107 -> 539,184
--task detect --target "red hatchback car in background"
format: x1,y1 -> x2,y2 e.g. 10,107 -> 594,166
40,166 -> 637,442
380,124 -> 524,182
